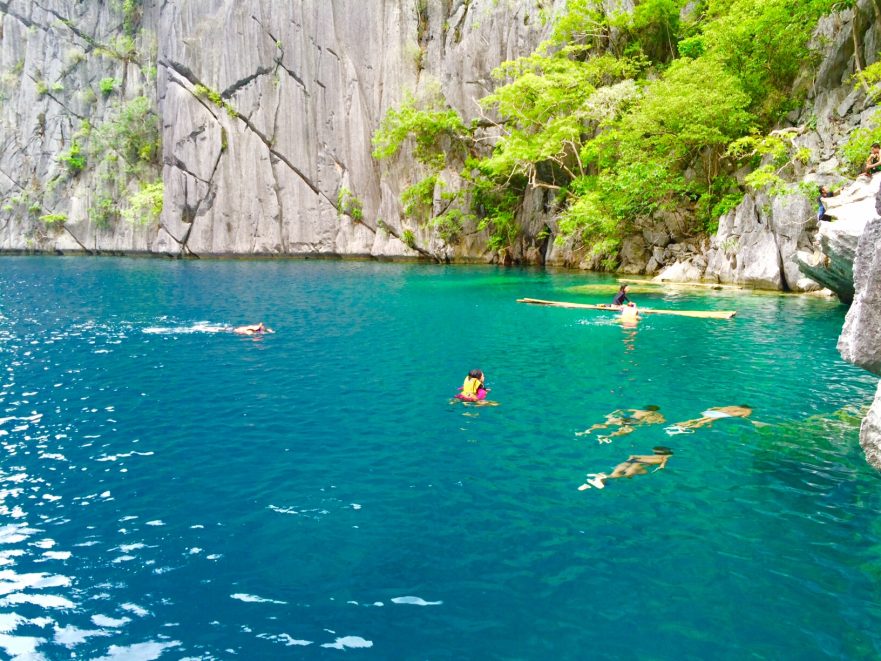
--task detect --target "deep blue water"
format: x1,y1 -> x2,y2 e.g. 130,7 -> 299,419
0,257 -> 879,659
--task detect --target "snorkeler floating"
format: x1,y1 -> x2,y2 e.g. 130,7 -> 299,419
576,405 -> 665,443
578,446 -> 673,490
664,405 -> 752,435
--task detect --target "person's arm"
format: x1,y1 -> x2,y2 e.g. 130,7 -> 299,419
651,455 -> 670,472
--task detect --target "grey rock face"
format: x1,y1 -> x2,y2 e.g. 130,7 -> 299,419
0,0 -> 560,258
618,235 -> 649,274
798,176 -> 880,301
0,0 -> 160,253
798,223 -> 860,302
859,383 -> 881,470
659,191 -> 819,290
838,215 -> 881,372
838,185 -> 881,469
0,0 -> 876,277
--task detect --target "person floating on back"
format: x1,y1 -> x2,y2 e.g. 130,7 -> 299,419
612,284 -> 630,306
456,369 -> 487,402
862,142 -> 881,178
233,322 -> 274,335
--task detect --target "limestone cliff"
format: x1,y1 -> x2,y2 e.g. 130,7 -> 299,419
0,0 -> 877,271
0,0 -> 563,258
838,185 -> 881,468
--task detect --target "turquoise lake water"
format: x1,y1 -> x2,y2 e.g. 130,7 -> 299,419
1,256 -> 880,659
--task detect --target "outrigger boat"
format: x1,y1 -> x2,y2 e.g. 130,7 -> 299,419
516,298 -> 737,320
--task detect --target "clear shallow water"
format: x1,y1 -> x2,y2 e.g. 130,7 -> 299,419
0,257 -> 879,659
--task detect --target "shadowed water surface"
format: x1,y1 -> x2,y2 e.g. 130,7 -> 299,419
0,257 -> 879,659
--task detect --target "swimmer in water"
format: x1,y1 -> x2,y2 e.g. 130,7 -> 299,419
576,405 -> 665,443
665,405 -> 752,435
233,322 -> 274,335
578,446 -> 673,490
619,301 -> 639,322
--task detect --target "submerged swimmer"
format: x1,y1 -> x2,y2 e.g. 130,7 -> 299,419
233,322 -> 274,336
665,405 -> 752,435
578,446 -> 673,490
576,405 -> 665,443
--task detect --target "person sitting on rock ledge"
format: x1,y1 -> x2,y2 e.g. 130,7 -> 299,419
862,142 -> 881,178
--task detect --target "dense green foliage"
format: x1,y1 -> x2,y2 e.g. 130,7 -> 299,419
337,187 -> 364,222
45,96 -> 162,228
373,0 -> 866,265
121,181 -> 163,224
843,59 -> 881,168
91,96 -> 160,169
58,141 -> 86,175
372,92 -> 470,169
99,77 -> 118,97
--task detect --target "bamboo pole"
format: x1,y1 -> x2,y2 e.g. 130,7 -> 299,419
516,298 -> 737,320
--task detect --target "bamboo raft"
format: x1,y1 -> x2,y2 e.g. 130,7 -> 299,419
516,298 -> 737,320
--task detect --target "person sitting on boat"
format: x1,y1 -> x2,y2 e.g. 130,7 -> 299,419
456,369 -> 487,401
578,446 -> 673,490
612,284 -> 630,306
619,301 -> 639,322
233,322 -> 274,335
